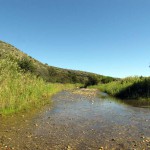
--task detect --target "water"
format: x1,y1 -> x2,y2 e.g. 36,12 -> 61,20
34,91 -> 150,149
0,90 -> 150,150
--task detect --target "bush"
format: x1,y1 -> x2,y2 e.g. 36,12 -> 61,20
95,76 -> 150,99
18,57 -> 35,73
84,75 -> 99,88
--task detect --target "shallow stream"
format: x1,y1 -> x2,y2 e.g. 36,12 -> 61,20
0,90 -> 150,150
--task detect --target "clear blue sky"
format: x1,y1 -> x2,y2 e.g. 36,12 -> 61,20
0,0 -> 150,78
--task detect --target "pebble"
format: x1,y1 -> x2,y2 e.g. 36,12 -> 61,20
67,145 -> 71,150
35,124 -> 38,127
27,135 -> 32,138
145,140 -> 149,142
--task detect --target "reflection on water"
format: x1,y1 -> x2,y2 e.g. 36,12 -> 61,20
99,92 -> 150,108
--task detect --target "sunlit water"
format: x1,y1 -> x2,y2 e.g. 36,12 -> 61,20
34,91 -> 150,149
0,91 -> 150,150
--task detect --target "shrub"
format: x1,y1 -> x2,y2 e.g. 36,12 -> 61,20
18,57 -> 35,73
84,75 -> 99,88
94,76 -> 150,99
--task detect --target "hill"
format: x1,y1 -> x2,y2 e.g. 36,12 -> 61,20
0,40 -> 117,114
0,40 -> 116,85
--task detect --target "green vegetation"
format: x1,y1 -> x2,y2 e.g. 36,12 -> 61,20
1,39 -> 150,114
18,57 -> 35,73
83,75 -> 99,88
1,40 -> 150,114
91,76 -> 150,100
0,41 -> 79,114
0,40 -> 116,85
0,41 -> 130,114
0,53 -> 76,114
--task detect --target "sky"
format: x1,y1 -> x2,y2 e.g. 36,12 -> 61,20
0,0 -> 150,78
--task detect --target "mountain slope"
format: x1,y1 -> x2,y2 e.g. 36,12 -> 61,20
0,40 -> 117,84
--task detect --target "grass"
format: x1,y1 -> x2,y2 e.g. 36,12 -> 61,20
0,56 -> 77,115
0,40 -> 83,115
90,76 -> 150,100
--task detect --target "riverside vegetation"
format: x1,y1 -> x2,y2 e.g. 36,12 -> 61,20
1,40 -> 150,115
0,40 -> 115,115
91,76 -> 150,100
0,48 -> 76,114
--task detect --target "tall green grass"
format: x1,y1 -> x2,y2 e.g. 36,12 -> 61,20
0,57 -> 76,115
90,76 -> 150,100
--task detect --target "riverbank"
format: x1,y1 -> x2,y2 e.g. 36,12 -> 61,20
0,89 -> 150,150
0,65 -> 77,115
90,76 -> 150,100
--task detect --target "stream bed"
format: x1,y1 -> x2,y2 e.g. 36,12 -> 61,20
0,90 -> 150,150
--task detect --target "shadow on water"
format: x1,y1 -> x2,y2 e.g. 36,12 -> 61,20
99,92 -> 150,108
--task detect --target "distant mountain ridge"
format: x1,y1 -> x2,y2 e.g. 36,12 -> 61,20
0,40 -> 117,84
